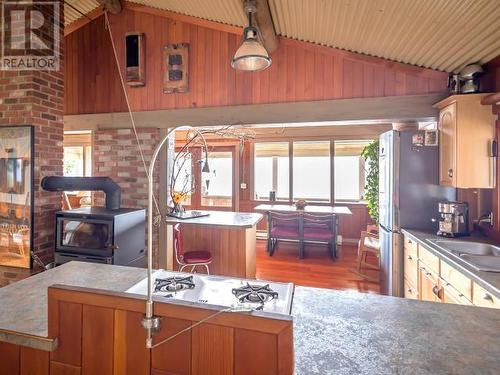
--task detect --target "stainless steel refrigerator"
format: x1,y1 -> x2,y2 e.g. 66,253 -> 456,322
379,130 -> 455,296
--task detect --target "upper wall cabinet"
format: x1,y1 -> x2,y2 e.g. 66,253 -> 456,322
433,94 -> 497,188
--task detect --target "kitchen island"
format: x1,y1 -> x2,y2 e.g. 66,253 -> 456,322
1,262 -> 499,374
164,211 -> 263,278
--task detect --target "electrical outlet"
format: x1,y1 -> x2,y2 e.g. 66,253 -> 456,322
240,182 -> 247,189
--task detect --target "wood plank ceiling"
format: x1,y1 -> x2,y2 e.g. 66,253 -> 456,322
65,0 -> 500,73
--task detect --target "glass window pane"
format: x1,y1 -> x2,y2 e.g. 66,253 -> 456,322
334,140 -> 371,201
254,142 -> 289,200
172,152 -> 192,206
293,141 -> 330,202
202,151 -> 232,207
63,146 -> 84,176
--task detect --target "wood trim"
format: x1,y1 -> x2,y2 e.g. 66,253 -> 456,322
64,8 -> 104,36
63,94 -> 445,130
48,286 -> 292,333
124,3 -> 243,36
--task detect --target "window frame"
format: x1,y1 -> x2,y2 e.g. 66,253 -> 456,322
251,138 -> 371,204
251,141 -> 292,202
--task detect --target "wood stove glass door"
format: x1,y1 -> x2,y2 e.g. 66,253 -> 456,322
57,217 -> 114,255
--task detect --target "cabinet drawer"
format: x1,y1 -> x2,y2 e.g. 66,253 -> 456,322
419,245 -> 440,275
403,236 -> 418,258
403,247 -> 418,287
440,261 -> 472,301
441,278 -> 472,305
404,278 -> 418,300
419,261 -> 440,302
473,283 -> 499,309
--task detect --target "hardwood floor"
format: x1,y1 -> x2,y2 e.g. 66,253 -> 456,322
255,240 -> 380,294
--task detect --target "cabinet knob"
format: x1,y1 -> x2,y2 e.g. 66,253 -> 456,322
448,169 -> 453,178
483,293 -> 494,302
407,255 -> 412,260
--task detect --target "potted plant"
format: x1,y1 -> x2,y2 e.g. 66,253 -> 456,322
361,140 -> 379,224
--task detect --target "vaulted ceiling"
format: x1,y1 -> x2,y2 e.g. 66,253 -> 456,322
65,0 -> 500,73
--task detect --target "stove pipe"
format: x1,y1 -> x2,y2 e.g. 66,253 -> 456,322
41,176 -> 121,210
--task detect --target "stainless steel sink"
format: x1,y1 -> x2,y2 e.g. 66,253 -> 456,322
427,239 -> 500,272
430,240 -> 500,256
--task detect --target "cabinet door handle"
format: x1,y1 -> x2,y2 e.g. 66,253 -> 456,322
483,293 -> 494,302
448,169 -> 453,178
407,255 -> 412,260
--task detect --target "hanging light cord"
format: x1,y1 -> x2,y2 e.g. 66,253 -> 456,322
103,10 -> 162,225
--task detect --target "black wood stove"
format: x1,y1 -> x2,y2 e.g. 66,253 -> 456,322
41,176 -> 146,267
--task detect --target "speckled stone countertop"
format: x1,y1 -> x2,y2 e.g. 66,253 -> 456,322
0,262 -> 147,350
293,286 -> 500,375
1,262 -> 500,374
164,211 -> 263,228
402,229 -> 500,298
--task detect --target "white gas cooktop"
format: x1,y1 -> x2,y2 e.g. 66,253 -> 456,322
125,270 -> 294,315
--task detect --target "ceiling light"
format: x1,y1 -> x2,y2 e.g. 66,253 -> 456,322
231,0 -> 271,72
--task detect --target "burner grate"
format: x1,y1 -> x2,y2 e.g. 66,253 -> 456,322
154,276 -> 195,293
232,283 -> 279,307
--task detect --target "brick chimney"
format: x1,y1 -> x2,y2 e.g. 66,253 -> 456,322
0,1 -> 64,268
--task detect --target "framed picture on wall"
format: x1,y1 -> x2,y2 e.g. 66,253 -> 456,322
0,126 -> 34,269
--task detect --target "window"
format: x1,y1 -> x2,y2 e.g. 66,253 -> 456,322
253,139 -> 373,203
293,141 -> 330,202
64,147 -> 84,176
334,140 -> 371,201
171,147 -> 235,209
173,151 -> 192,206
201,151 -> 233,207
63,132 -> 92,177
254,142 -> 289,200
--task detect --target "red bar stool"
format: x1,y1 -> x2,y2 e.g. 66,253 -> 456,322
173,224 -> 212,274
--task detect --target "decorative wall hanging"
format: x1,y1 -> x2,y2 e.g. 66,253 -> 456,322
125,32 -> 145,87
163,43 -> 189,94
0,126 -> 34,269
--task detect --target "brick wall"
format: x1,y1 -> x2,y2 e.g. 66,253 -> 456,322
93,128 -> 161,265
0,72 -> 64,260
0,2 -> 64,286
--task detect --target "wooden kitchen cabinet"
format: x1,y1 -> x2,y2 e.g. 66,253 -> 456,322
473,283 -> 500,309
433,94 -> 496,188
404,278 -> 419,300
418,261 -> 441,302
440,278 -> 472,306
403,234 -> 498,308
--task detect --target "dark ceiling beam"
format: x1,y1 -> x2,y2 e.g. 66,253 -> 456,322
97,0 -> 122,14
254,0 -> 279,53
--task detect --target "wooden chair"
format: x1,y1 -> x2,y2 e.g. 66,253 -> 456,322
302,213 -> 337,259
267,212 -> 301,256
173,224 -> 212,274
354,227 -> 380,282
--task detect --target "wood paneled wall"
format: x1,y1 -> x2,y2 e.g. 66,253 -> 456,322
0,285 -> 294,375
64,7 -> 448,115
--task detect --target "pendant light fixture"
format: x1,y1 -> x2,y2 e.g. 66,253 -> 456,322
231,0 -> 272,72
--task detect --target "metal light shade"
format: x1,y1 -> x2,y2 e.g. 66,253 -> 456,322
231,27 -> 271,72
202,160 -> 210,173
